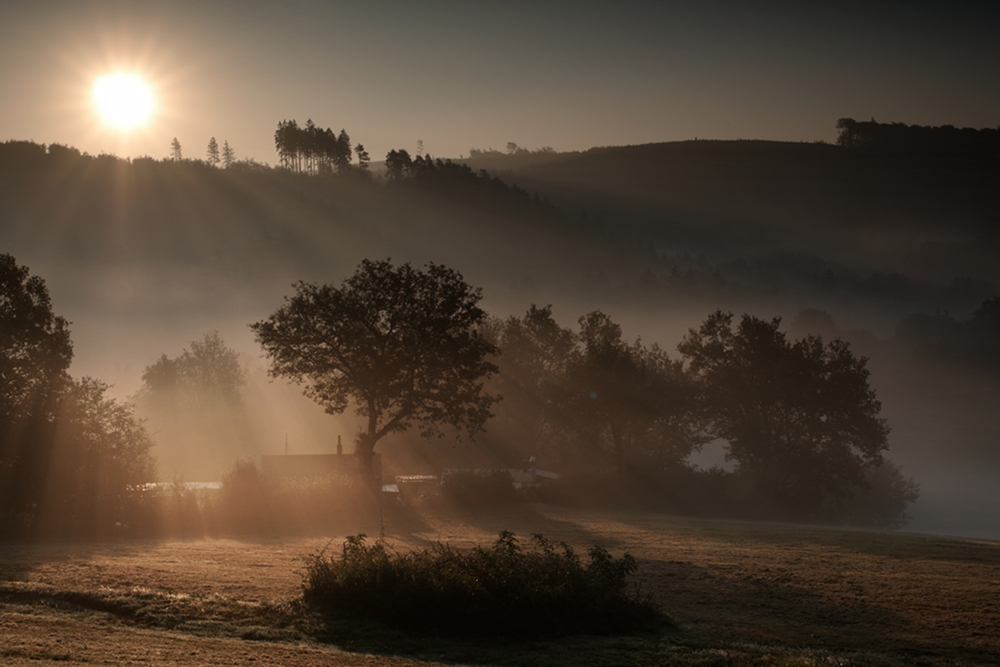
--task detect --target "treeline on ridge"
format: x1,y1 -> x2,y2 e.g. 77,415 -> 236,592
836,117 -> 1000,156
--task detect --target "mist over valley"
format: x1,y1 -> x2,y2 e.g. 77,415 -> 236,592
2,121 -> 998,539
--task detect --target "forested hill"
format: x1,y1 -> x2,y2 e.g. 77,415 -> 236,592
0,141 -> 599,305
463,137 -> 999,286
2,128 -> 998,338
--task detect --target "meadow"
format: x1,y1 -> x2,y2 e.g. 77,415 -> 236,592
1,504 -> 998,666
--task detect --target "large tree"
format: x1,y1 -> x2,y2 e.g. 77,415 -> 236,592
0,253 -> 73,434
1,254 -> 153,537
134,332 -> 247,481
250,260 -> 499,474
484,305 -> 578,465
139,331 -> 245,408
570,311 -> 705,472
678,311 -> 889,516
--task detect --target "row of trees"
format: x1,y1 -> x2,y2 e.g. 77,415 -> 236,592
482,305 -> 899,519
274,119 -> 369,174
0,254 -> 917,537
384,150 -> 488,182
0,254 -> 155,538
252,260 -> 915,525
168,137 -> 237,167
468,143 -> 556,157
836,118 -> 1000,154
895,297 -> 1000,372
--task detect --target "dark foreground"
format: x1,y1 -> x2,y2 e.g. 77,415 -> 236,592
2,504 -> 998,666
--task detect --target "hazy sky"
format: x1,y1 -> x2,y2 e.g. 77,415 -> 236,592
1,0 -> 997,163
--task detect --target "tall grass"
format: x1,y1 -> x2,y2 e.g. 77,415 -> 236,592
302,531 -> 662,636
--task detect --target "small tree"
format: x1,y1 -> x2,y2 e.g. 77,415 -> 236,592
355,143 -> 370,172
221,140 -> 235,168
170,137 -> 182,161
206,137 -> 220,166
251,260 -> 499,476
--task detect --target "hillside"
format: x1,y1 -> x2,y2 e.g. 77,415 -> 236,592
469,139 -> 1000,293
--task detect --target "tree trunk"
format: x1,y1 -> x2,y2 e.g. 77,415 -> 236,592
354,432 -> 380,489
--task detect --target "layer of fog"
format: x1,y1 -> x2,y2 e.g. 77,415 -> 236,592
1,143 -> 997,540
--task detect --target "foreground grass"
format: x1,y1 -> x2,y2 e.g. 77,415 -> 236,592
2,505 -> 999,666
0,582 -> 902,667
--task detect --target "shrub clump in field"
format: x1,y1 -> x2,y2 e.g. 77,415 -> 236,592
302,531 -> 661,636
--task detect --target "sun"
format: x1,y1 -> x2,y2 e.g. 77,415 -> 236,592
93,73 -> 154,130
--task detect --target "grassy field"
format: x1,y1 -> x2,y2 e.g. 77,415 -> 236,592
2,504 -> 999,666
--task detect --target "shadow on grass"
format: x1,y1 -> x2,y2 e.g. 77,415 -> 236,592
637,554 -> 1000,666
301,608 -> 677,667
395,502 -> 621,552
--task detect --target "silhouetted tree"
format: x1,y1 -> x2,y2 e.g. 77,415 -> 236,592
274,119 -> 299,170
335,129 -> 352,172
384,149 -> 413,180
0,255 -> 153,537
484,305 -> 578,464
251,260 -> 499,476
274,119 -> 356,175
206,137 -> 220,166
170,137 -> 182,161
678,311 -> 889,517
0,254 -> 73,434
221,140 -> 235,168
34,377 -> 155,537
355,143 -> 370,172
570,311 -> 704,472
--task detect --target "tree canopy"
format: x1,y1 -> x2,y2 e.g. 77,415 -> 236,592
134,331 -> 247,481
571,311 -> 704,472
678,311 -> 889,517
481,306 -> 706,476
0,253 -> 73,430
1,254 -> 153,537
250,259 -> 499,472
139,331 -> 245,408
274,119 -> 356,174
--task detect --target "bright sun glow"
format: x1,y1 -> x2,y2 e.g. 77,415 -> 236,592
93,73 -> 154,130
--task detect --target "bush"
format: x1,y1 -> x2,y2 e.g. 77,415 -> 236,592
302,531 -> 661,636
219,459 -> 275,533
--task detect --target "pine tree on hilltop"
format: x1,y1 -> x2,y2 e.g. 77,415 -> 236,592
206,137 -> 220,166
221,140 -> 235,168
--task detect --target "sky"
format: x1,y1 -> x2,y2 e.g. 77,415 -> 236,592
1,0 -> 997,163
